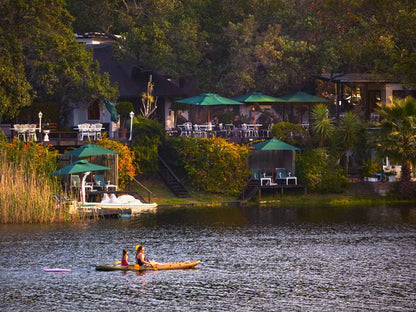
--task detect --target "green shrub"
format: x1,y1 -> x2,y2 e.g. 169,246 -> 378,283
116,101 -> 134,129
296,148 -> 348,193
178,137 -> 250,195
272,122 -> 310,147
132,116 -> 166,176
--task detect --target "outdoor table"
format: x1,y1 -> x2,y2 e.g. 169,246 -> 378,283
260,177 -> 272,186
276,176 -> 297,185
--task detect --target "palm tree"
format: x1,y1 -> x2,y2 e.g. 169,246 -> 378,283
311,103 -> 335,147
335,111 -> 362,173
375,96 -> 416,198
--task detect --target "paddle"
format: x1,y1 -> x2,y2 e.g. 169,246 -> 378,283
115,260 -> 121,265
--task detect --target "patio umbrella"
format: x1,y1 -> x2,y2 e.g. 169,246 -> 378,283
250,139 -> 300,173
251,138 -> 300,151
280,91 -> 329,103
279,91 -> 329,125
64,144 -> 118,158
176,93 -> 242,121
176,93 -> 243,106
232,92 -> 285,103
51,160 -> 110,176
51,160 -> 110,204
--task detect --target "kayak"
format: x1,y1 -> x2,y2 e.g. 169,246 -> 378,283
96,260 -> 200,271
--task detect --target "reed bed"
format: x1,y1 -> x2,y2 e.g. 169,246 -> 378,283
0,161 -> 74,223
0,138 -> 81,224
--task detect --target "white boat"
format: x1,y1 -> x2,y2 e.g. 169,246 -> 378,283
79,193 -> 157,216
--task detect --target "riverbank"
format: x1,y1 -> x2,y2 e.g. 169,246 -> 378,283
132,178 -> 411,208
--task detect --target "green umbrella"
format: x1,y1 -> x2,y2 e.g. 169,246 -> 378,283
64,144 -> 118,158
251,138 -> 300,151
176,93 -> 243,105
232,92 -> 285,103
280,91 -> 329,102
51,160 -> 110,176
177,93 -> 242,122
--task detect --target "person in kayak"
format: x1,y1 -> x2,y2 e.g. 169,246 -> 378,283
135,245 -> 151,266
121,249 -> 129,266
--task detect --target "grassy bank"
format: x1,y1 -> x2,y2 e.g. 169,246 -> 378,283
131,177 -> 409,208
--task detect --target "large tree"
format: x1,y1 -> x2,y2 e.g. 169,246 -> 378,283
0,0 -> 118,120
375,96 -> 416,199
66,0 -> 416,94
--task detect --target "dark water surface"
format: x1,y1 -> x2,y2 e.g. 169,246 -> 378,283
1,205 -> 415,311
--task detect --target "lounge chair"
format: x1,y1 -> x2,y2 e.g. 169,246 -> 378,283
93,174 -> 117,191
274,168 -> 297,185
71,175 -> 93,191
251,168 -> 261,180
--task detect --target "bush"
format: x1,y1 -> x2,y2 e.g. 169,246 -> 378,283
96,136 -> 136,190
177,137 -> 250,195
132,117 -> 166,176
296,148 -> 348,193
116,101 -> 134,129
272,122 -> 310,147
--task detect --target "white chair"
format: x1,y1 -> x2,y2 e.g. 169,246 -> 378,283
193,124 -> 204,138
13,124 -> 26,142
90,123 -> 102,140
78,123 -> 91,141
28,124 -> 37,141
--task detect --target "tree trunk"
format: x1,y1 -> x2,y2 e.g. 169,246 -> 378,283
398,163 -> 413,199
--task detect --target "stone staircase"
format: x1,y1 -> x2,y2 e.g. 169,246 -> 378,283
158,156 -> 188,198
239,179 -> 260,201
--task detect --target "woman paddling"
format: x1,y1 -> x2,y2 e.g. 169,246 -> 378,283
135,245 -> 151,266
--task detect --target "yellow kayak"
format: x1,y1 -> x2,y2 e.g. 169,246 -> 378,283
96,260 -> 201,271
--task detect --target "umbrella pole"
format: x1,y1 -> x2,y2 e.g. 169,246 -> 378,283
81,171 -> 91,204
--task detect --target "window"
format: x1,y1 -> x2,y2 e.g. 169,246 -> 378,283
88,100 -> 100,120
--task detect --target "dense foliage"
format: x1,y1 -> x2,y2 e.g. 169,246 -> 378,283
374,96 -> 416,198
0,0 -> 118,120
177,137 -> 250,195
65,0 -> 416,95
131,117 -> 167,176
95,136 -> 135,190
272,122 -> 309,147
296,148 -> 348,193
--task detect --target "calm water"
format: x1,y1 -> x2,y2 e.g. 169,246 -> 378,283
0,205 -> 415,311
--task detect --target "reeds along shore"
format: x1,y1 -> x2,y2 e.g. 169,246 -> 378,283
0,161 -> 75,224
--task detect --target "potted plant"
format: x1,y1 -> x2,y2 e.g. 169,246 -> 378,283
116,101 -> 134,138
363,159 -> 381,182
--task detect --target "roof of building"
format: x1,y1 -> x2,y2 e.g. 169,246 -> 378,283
93,44 -> 192,98
76,33 -> 195,98
317,73 -> 399,83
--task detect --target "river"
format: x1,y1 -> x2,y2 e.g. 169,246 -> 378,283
0,204 -> 415,311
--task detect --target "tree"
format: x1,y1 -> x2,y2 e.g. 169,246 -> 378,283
140,75 -> 158,118
311,104 -> 335,148
0,0 -> 118,121
375,96 -> 416,198
333,111 -> 362,172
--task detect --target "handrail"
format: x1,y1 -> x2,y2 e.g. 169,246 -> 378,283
128,174 -> 153,203
129,174 -> 153,194
158,155 -> 182,184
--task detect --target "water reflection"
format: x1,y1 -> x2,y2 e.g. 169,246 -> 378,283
0,204 -> 415,311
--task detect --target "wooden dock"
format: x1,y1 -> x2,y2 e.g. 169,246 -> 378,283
240,180 -> 306,201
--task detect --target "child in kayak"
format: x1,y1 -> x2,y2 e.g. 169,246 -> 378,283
121,249 -> 129,266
